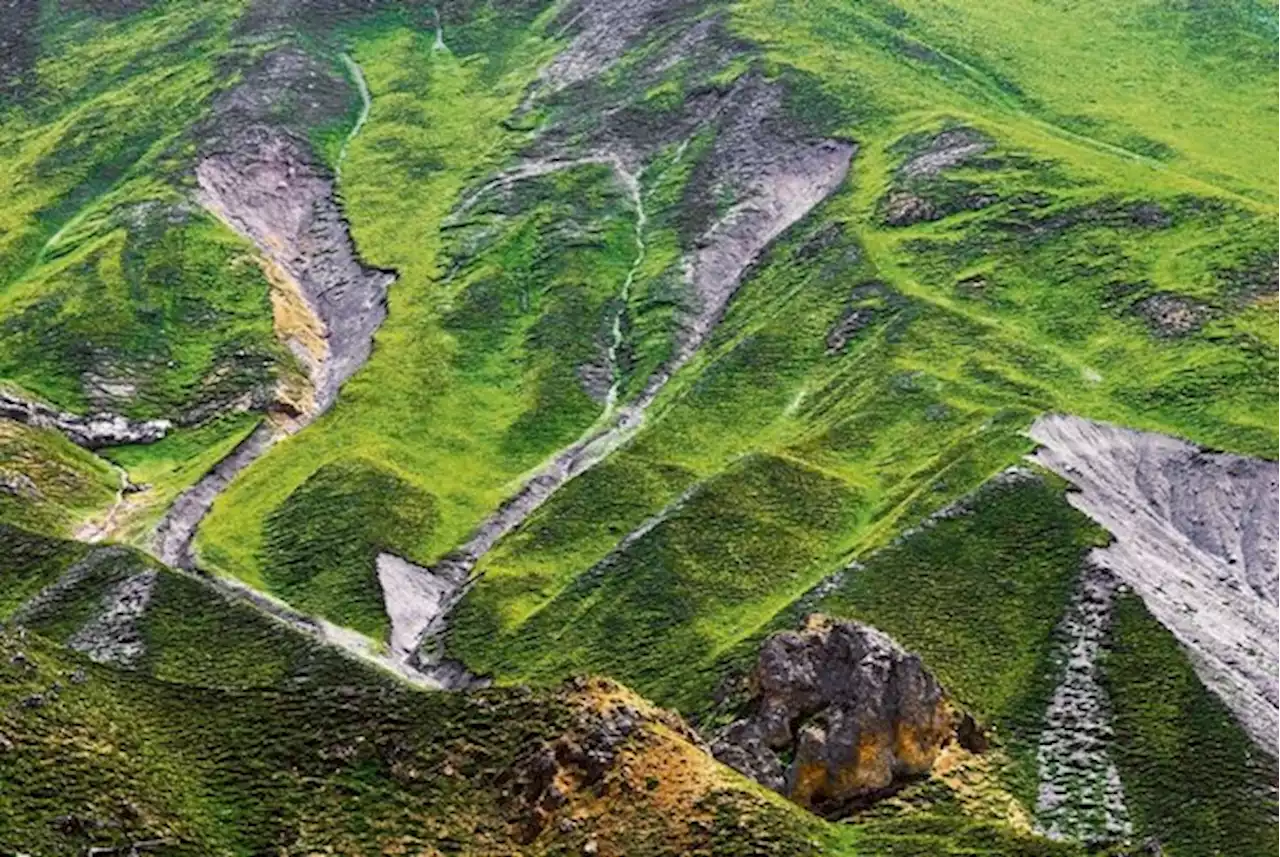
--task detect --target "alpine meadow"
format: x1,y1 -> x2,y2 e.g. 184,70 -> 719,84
0,1 -> 1276,855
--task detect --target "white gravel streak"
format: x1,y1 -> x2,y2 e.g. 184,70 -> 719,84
336,53 -> 372,181
1028,413 -> 1279,753
1035,566 -> 1132,844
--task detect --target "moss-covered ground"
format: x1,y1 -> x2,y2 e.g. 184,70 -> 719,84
1101,592 -> 1279,857
0,419 -> 118,537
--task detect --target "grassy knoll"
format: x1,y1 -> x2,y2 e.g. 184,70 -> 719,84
0,420 -> 118,537
0,524 -> 361,688
773,475 -> 1105,806
0,522 -> 1103,857
0,2 -> 286,420
261,458 -> 438,638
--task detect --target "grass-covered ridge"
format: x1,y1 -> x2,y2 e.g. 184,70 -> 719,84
261,457 -> 437,638
0,523 -> 1116,856
0,419 -> 118,538
1102,591 -> 1279,857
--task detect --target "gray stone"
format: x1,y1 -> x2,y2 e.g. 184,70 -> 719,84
0,392 -> 170,450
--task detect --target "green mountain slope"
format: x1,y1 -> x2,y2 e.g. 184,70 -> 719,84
0,0 -> 1274,853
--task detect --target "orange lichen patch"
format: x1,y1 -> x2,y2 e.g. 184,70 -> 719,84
792,718 -> 954,810
263,256 -> 327,366
932,744 -> 1033,831
272,368 -> 316,421
522,678 -> 762,856
254,256 -> 325,417
790,760 -> 830,808
894,715 -> 951,774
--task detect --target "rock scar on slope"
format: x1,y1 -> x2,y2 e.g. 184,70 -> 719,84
1028,413 -> 1279,753
152,48 -> 394,569
0,389 -> 170,449
1035,564 -> 1132,845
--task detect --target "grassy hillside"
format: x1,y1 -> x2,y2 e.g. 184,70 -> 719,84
0,2 -> 287,420
0,524 -> 1104,856
0,0 -> 1273,853
177,0 -> 1277,650
0,420 -> 118,537
435,0 -> 1275,707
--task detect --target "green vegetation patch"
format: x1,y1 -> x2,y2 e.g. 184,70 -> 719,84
1,524 -> 378,689
1101,591 -> 1279,857
779,474 -> 1101,739
137,570 -> 366,689
1,206 -> 283,420
845,812 -> 1089,856
0,419 -> 117,537
0,522 -> 92,618
451,453 -> 865,708
261,458 -> 438,639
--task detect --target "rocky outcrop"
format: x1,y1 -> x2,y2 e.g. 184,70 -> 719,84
1028,413 -> 1279,753
898,128 -> 992,178
0,0 -> 39,101
0,390 -> 170,449
1132,292 -> 1210,337
713,615 -> 963,815
507,676 -> 710,841
537,0 -> 685,95
65,571 -> 157,668
881,126 -> 997,227
374,552 -> 483,687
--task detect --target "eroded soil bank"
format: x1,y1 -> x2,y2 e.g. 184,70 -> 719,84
1029,413 -> 1279,753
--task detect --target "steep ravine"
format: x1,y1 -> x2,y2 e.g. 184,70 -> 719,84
410,138 -> 853,683
1028,413 -> 1279,753
153,63 -> 393,569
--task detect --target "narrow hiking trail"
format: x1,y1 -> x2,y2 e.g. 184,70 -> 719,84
74,463 -> 134,544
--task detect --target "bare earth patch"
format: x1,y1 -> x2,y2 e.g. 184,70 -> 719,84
1028,413 -> 1278,753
